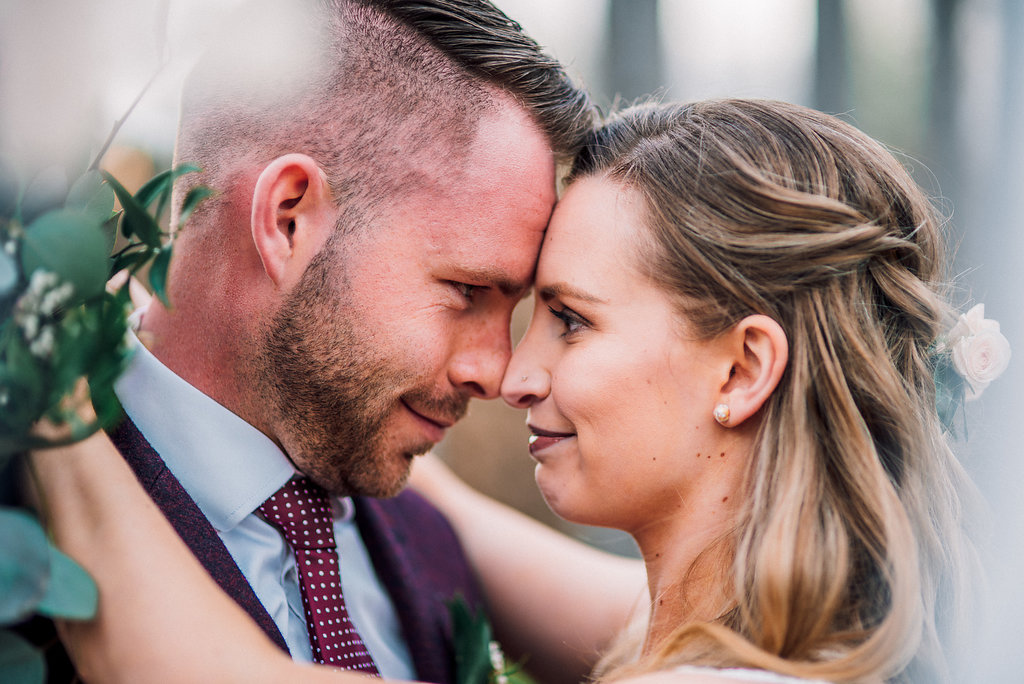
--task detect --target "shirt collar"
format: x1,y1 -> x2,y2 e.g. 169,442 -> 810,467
114,314 -> 296,532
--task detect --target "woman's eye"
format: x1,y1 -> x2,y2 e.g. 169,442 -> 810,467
547,305 -> 588,338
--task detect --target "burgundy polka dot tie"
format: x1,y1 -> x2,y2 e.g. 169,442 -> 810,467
259,477 -> 380,674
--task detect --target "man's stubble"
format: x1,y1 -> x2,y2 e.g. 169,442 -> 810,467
254,233 -> 467,498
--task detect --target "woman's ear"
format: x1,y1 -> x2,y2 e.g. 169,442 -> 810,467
716,315 -> 788,427
250,153 -> 333,289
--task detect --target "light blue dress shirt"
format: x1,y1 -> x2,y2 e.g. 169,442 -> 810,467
114,322 -> 415,679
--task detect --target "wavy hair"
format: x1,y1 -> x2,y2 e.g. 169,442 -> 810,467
576,100 -> 979,683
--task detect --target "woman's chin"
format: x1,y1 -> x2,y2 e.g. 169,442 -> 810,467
536,473 -> 599,527
535,469 -> 572,521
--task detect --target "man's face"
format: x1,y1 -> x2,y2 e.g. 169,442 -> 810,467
259,104 -> 556,497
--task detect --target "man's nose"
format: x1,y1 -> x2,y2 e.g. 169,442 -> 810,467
447,323 -> 512,400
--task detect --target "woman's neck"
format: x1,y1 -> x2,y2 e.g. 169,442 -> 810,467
632,491 -> 738,655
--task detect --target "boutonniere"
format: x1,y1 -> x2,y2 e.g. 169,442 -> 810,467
448,595 -> 536,684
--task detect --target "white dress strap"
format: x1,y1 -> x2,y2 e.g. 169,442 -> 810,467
672,665 -> 831,683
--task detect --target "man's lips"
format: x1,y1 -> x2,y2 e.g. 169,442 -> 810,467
527,424 -> 575,456
402,400 -> 455,442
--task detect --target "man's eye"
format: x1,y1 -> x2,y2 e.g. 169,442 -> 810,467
452,282 -> 478,301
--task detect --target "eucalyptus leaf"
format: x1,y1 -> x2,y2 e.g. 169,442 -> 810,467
0,334 -> 47,452
101,173 -> 161,247
178,185 -> 214,230
20,167 -> 68,225
66,171 -> 115,226
0,630 -> 44,684
133,163 -> 200,211
0,509 -> 50,623
111,248 -> 153,276
130,168 -> 172,212
0,250 -> 16,297
35,545 -> 97,620
102,212 -> 121,258
149,246 -> 172,307
0,159 -> 18,219
20,209 -> 110,302
448,595 -> 493,684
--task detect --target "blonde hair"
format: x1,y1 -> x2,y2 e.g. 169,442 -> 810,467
574,100 -> 979,683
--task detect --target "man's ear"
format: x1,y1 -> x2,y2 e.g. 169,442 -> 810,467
251,153 -> 333,289
716,315 -> 788,427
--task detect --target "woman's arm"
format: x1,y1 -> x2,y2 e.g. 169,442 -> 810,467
409,454 -> 647,684
30,430 -> 374,684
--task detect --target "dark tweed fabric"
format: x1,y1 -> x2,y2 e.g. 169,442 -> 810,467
111,417 -> 484,684
108,418 -> 290,653
356,492 -> 485,683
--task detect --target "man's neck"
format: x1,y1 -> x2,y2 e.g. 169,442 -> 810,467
141,297 -> 270,439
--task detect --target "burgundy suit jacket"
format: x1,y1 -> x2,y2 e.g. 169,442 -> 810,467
33,418 -> 483,683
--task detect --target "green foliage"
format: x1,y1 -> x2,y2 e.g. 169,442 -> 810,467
933,351 -> 967,439
0,509 -> 49,623
0,508 -> 98,683
448,595 -> 536,684
0,508 -> 97,622
450,594 -> 494,684
21,209 -> 111,303
0,162 -> 209,682
0,631 -> 44,684
0,163 -> 204,460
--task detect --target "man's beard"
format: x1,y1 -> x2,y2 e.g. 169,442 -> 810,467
255,241 -> 467,497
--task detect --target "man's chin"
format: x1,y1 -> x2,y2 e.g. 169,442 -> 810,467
329,446 -> 432,498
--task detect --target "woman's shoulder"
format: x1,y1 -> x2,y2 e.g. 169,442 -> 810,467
616,665 -> 830,684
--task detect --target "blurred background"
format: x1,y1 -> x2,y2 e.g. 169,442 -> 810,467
2,0 -> 1021,679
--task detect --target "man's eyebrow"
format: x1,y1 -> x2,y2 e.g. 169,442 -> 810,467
538,282 -> 608,305
456,266 -> 531,298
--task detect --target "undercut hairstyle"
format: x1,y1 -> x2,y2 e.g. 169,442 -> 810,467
174,0 -> 594,226
575,100 -> 980,683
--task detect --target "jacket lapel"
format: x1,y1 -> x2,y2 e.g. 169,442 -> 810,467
109,417 -> 290,654
355,491 -> 485,684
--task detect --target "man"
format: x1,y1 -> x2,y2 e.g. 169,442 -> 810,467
83,1 -> 593,683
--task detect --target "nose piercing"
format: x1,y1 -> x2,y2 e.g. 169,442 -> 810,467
521,375 -> 528,382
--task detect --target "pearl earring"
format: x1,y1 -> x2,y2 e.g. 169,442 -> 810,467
713,403 -> 731,425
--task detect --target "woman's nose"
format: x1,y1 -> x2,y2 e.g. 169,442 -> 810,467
501,352 -> 550,409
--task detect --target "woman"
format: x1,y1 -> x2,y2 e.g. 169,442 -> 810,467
34,99 -> 984,683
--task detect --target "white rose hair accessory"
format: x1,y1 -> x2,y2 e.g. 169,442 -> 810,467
943,304 -> 1012,399
933,303 -> 1012,435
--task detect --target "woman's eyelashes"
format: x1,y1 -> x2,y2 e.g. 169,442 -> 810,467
547,305 -> 589,339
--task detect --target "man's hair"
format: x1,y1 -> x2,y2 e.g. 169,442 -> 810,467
175,0 -> 594,222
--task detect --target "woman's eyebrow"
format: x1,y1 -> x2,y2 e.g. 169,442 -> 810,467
538,282 -> 608,305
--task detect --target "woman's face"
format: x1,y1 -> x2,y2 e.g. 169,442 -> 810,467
502,176 -> 742,535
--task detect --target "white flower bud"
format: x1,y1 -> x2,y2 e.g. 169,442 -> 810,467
28,269 -> 58,295
29,325 -> 56,358
21,313 -> 39,340
488,640 -> 507,681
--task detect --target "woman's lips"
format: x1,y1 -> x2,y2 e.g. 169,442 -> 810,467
527,425 -> 575,456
